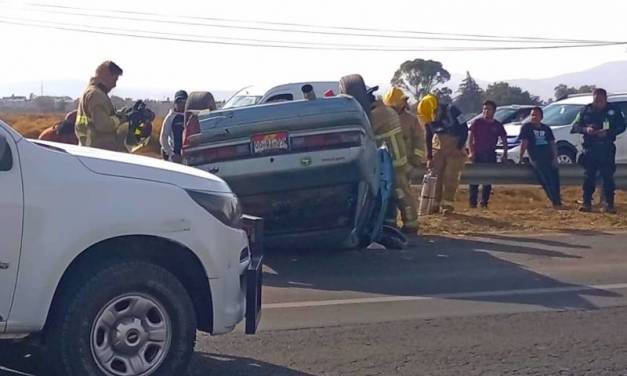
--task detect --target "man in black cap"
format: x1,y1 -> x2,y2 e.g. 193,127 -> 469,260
572,88 -> 626,213
160,90 -> 188,163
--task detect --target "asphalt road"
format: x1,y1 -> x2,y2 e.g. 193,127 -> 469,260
3,231 -> 627,375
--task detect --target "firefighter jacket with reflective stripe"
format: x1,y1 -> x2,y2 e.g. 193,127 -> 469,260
75,78 -> 128,152
371,100 -> 408,167
399,110 -> 426,166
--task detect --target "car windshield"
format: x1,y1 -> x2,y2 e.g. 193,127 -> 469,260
541,103 -> 585,126
493,108 -> 518,123
223,95 -> 262,109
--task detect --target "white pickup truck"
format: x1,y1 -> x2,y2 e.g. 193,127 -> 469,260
0,119 -> 262,376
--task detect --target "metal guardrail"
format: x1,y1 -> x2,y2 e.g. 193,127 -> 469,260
409,164 -> 627,189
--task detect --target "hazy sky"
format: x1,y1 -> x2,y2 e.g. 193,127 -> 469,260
1,0 -> 626,98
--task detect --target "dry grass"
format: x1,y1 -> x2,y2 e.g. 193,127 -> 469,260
1,112 -> 164,156
3,113 -> 626,235
418,186 -> 627,235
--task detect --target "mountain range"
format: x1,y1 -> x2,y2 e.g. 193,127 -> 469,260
2,61 -> 626,101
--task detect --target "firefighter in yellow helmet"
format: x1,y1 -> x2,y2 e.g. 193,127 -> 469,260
372,88 -> 419,233
418,94 -> 469,214
383,87 -> 427,166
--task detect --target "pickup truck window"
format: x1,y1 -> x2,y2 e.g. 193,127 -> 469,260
0,136 -> 12,171
266,94 -> 294,103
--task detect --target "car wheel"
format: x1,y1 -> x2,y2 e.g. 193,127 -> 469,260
557,146 -> 576,165
339,74 -> 372,121
46,261 -> 197,376
186,91 -> 217,111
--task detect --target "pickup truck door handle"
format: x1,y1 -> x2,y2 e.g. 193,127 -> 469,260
0,261 -> 9,270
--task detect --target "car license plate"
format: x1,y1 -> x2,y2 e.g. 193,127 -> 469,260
252,132 -> 288,155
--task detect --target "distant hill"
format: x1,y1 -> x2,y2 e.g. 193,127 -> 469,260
505,61 -> 627,100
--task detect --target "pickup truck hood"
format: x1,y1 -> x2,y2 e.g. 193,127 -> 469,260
34,141 -> 231,193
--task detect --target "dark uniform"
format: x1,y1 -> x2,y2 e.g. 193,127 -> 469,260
571,103 -> 626,209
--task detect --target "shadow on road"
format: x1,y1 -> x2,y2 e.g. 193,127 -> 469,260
468,233 -> 591,249
0,345 -> 313,376
263,234 -> 621,311
190,353 -> 315,376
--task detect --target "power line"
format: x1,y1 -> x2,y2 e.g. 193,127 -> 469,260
10,2 -> 621,45
2,16 -> 626,52
7,15 -> 618,51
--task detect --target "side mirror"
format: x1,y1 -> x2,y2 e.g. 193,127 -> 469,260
0,133 -> 13,171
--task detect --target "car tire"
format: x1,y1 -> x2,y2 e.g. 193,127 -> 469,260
339,74 -> 372,121
186,91 -> 217,111
557,146 -> 576,165
46,260 -> 197,376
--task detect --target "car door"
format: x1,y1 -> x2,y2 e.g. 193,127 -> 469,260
0,128 -> 24,331
615,102 -> 627,164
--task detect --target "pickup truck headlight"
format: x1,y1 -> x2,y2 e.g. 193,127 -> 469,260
186,190 -> 242,228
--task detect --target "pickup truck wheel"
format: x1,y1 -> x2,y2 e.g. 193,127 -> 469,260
339,74 -> 372,121
186,91 -> 217,111
47,261 -> 196,376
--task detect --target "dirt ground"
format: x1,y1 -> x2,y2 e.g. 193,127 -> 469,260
417,186 -> 627,235
3,112 -> 626,235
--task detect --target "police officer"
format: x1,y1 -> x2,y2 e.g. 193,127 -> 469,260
572,88 -> 625,213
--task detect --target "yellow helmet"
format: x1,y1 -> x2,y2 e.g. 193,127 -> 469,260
382,87 -> 408,108
417,94 -> 438,124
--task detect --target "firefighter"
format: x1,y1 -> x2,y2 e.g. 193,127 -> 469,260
371,90 -> 419,233
75,61 -> 132,152
383,87 -> 426,167
571,88 -> 625,213
419,94 -> 469,214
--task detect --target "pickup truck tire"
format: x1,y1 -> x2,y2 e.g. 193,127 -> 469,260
186,91 -> 217,111
339,74 -> 372,121
46,261 -> 196,376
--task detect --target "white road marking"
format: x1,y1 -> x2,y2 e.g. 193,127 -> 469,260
263,283 -> 627,309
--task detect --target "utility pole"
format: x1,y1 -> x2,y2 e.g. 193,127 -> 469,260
40,81 -> 43,97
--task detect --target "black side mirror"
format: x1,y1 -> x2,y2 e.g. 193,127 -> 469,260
0,134 -> 13,171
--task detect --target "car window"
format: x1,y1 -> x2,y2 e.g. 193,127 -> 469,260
616,102 -> 627,124
265,94 -> 294,103
513,109 -> 532,123
0,135 -> 13,171
493,108 -> 517,123
223,95 -> 262,109
541,103 -> 585,126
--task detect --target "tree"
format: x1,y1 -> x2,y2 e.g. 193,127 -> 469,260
433,87 -> 453,105
454,71 -> 484,114
391,59 -> 451,100
484,82 -> 541,106
554,84 -> 596,100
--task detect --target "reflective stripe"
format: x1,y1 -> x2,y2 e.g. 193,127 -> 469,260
76,115 -> 89,126
375,127 -> 402,140
395,189 -> 405,199
603,120 -> 610,130
414,149 -> 425,158
403,207 -> 417,221
393,156 -> 408,167
110,115 -> 121,128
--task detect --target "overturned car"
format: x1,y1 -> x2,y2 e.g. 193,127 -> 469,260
182,76 -> 400,250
